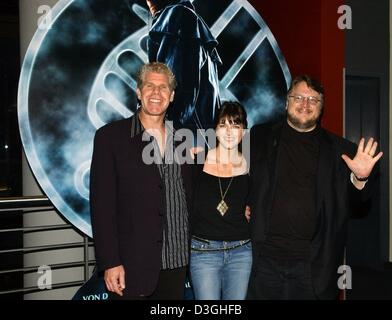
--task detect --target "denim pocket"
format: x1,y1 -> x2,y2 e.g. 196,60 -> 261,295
244,241 -> 252,250
191,238 -> 209,250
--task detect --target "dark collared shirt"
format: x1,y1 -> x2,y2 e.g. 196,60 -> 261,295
130,111 -> 189,269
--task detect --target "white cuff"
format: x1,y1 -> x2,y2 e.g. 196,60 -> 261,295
350,172 -> 367,190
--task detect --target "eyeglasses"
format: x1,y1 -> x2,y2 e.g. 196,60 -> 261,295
288,95 -> 321,106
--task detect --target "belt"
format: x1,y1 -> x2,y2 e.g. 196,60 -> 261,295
191,235 -> 251,252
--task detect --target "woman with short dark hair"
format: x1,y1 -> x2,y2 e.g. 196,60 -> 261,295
189,101 -> 252,300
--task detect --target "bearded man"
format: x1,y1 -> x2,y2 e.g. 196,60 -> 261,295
246,75 -> 382,300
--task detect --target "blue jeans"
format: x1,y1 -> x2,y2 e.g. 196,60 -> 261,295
190,236 -> 252,300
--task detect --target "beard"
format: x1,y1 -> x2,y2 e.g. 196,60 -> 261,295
287,108 -> 321,131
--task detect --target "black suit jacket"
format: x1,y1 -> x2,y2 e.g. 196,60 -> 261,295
89,117 -> 193,297
249,121 -> 371,299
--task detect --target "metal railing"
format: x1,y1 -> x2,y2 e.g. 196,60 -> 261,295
0,196 -> 95,297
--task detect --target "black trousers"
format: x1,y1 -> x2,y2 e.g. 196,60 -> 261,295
247,255 -> 317,300
109,266 -> 186,300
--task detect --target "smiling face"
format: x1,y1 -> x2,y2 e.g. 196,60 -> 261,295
286,81 -> 323,132
216,117 -> 244,150
136,71 -> 174,117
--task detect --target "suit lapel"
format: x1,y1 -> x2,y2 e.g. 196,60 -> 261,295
267,122 -> 284,197
315,129 -> 334,215
132,130 -> 163,182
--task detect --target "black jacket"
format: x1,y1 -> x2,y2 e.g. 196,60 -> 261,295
89,117 -> 193,297
248,121 -> 372,299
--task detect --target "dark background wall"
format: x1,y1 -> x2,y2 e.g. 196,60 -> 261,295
344,0 -> 391,299
345,0 -> 389,260
0,0 -> 23,300
0,0 -> 21,198
250,0 -> 345,136
251,0 -> 391,298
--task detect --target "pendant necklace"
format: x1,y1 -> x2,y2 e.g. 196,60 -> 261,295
216,160 -> 234,216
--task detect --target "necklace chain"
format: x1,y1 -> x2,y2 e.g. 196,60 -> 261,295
216,156 -> 234,216
218,176 -> 234,200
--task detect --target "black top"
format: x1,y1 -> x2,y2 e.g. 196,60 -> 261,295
262,122 -> 320,259
192,171 -> 250,241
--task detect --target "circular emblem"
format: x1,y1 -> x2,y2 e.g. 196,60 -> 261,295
18,0 -> 290,237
